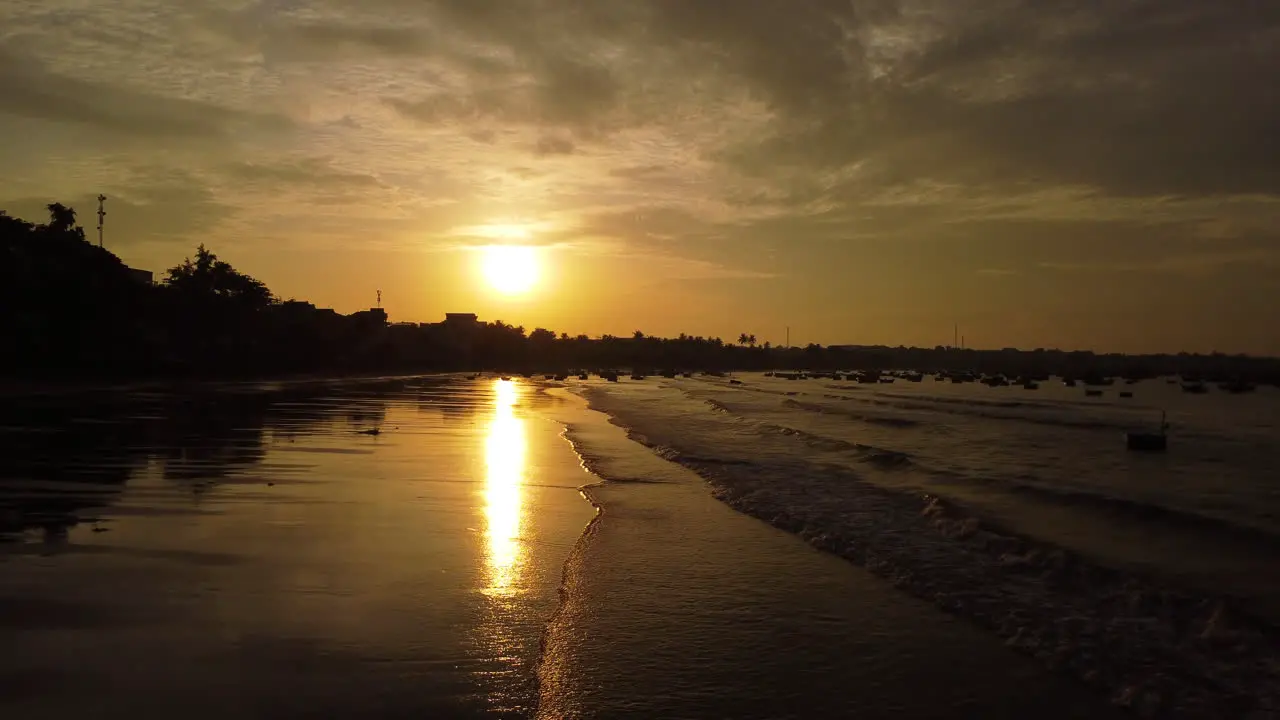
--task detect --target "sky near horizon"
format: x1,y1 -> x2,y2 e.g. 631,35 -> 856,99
2,1 -> 1278,354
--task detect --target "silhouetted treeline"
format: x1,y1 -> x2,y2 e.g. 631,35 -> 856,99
4,204 -> 1279,383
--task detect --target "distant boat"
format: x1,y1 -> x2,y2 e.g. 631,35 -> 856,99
729,379 -> 744,385
1126,411 -> 1169,452
630,373 -> 645,380
1219,380 -> 1256,394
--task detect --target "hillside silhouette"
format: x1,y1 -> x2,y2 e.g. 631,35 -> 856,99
3,203 -> 1279,384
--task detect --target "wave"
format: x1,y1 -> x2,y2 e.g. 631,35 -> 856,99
984,475 -> 1280,546
581,388 -> 1280,716
782,398 -> 922,428
752,422 -> 914,470
835,394 -> 1141,432
698,383 -> 1139,434
559,423 -> 675,484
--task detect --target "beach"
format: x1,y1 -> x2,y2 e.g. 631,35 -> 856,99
0,378 -> 592,718
1,374 -> 1245,717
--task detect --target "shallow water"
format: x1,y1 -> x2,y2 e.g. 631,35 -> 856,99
0,376 -> 1121,718
538,389 -> 1118,719
591,374 -> 1280,617
0,377 -> 594,718
576,373 -> 1280,715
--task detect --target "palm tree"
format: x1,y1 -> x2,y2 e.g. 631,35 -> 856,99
633,330 -> 645,341
747,334 -> 757,348
737,333 -> 749,346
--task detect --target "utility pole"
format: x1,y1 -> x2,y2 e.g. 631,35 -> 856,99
96,194 -> 107,248
376,290 -> 382,309
785,326 -> 790,349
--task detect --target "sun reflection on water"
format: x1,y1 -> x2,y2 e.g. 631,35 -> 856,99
484,379 -> 526,596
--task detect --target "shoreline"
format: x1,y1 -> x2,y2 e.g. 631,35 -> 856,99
578,384 -> 1280,718
536,386 -> 1121,719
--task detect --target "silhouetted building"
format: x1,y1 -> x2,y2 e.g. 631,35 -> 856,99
350,308 -> 388,330
126,267 -> 153,284
444,313 -> 478,325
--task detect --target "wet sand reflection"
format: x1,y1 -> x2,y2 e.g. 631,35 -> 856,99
483,378 -> 526,596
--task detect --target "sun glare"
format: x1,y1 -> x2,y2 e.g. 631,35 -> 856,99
483,379 -> 526,596
482,245 -> 539,296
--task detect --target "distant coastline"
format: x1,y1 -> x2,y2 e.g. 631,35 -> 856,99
6,203 -> 1279,384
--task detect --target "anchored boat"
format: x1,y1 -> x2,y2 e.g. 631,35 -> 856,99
1126,411 -> 1169,452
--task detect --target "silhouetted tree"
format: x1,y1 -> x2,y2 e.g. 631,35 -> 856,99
165,244 -> 272,309
46,203 -> 77,233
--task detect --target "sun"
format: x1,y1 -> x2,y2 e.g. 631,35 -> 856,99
481,245 -> 539,296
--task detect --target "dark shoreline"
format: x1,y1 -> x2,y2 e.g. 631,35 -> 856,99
0,371 -> 456,400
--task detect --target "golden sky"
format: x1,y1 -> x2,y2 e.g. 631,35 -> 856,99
2,1 -> 1278,353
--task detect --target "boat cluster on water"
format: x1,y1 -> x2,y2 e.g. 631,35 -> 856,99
765,370 -> 925,383
477,367 -> 1267,453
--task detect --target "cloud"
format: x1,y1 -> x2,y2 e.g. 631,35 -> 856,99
533,136 -> 575,156
225,159 -> 385,192
4,0 -> 1280,350
0,45 -> 291,141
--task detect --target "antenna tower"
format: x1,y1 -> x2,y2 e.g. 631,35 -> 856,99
96,194 -> 107,248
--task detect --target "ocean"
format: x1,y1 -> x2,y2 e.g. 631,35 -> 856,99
2,374 -> 1273,717
577,372 -> 1280,715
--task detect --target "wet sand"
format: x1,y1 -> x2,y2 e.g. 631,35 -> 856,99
2,377 -> 1120,718
0,378 -> 594,718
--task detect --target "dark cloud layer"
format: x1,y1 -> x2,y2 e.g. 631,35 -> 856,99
376,0 -> 1278,197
